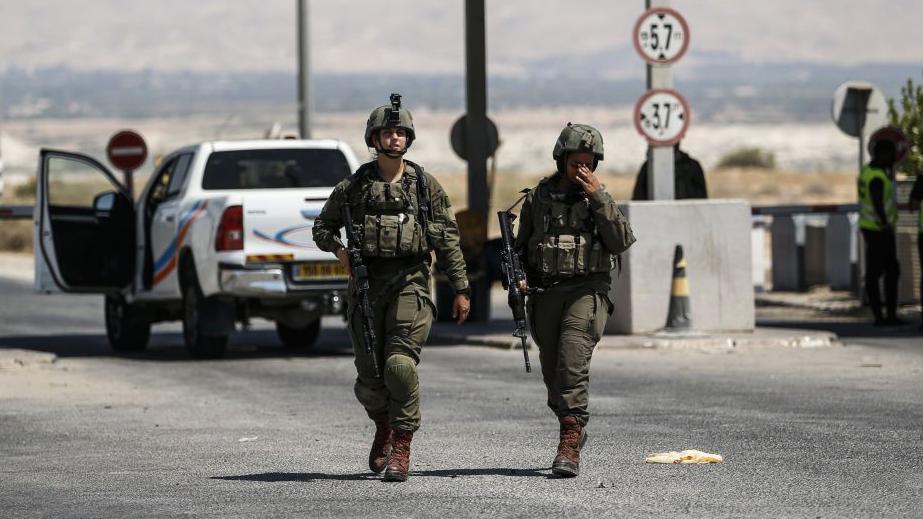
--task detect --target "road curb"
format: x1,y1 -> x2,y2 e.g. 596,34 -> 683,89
0,252 -> 34,284
755,293 -> 861,313
433,329 -> 840,352
601,331 -> 840,351
431,333 -> 522,350
0,349 -> 58,369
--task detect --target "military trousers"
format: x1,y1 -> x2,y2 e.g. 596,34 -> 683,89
918,233 -> 923,318
528,287 -> 611,426
347,277 -> 434,432
862,229 -> 900,319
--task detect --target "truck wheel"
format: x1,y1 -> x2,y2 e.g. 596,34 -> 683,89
276,319 -> 321,350
182,271 -> 228,359
104,295 -> 150,352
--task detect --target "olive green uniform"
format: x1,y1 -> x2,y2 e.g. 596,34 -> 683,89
312,161 -> 468,432
516,176 -> 635,425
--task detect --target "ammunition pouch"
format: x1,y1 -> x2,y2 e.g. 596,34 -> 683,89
361,213 -> 423,258
535,233 -> 612,278
360,181 -> 424,258
366,181 -> 411,212
531,191 -> 612,279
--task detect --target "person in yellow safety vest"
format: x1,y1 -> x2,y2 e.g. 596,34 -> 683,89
858,138 -> 904,326
909,172 -> 923,330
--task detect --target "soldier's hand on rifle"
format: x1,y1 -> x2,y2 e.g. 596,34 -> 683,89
517,280 -> 528,292
574,164 -> 602,194
453,294 -> 471,324
335,247 -> 351,275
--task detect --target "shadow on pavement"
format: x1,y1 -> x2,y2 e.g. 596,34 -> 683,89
0,329 -> 354,361
758,319 -> 922,340
414,467 -> 549,478
212,472 -> 375,482
212,467 -> 549,483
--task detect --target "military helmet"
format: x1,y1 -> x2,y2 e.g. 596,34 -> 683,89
364,93 -> 416,148
552,123 -> 604,161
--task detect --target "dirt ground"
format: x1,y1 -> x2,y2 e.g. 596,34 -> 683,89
0,167 -> 857,252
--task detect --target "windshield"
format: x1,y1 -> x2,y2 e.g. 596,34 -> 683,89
202,148 -> 351,190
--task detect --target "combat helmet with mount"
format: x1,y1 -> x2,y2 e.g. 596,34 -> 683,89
365,93 -> 416,157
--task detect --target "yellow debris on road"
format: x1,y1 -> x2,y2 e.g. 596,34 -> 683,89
645,450 -> 724,464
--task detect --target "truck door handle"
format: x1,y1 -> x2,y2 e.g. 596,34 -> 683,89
164,215 -> 175,223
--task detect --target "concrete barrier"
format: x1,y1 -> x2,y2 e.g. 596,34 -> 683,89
770,215 -> 798,290
804,223 -> 826,287
607,200 -> 755,334
824,213 -> 853,290
751,222 -> 768,292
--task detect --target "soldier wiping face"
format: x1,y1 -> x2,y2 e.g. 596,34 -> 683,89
563,151 -> 597,186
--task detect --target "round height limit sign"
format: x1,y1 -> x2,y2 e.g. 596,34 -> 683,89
633,7 -> 690,64
634,89 -> 690,146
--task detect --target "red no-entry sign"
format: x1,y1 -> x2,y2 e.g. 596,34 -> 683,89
106,130 -> 148,172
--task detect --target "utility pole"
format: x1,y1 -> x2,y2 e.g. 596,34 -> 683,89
464,0 -> 491,321
297,0 -> 312,139
465,0 -> 489,220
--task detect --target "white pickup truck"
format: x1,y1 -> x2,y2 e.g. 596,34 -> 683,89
35,139 -> 358,358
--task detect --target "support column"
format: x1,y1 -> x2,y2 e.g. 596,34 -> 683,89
771,215 -> 799,291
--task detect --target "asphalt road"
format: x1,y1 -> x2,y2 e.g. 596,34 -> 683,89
1,276 -> 922,518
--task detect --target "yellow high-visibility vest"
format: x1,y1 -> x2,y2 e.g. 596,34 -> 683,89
858,166 -> 897,231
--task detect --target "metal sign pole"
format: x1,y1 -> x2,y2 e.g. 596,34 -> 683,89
645,0 -> 675,201
297,0 -> 312,139
125,169 -> 134,200
859,129 -> 865,173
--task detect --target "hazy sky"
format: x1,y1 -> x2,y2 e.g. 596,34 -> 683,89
1,1 -> 922,75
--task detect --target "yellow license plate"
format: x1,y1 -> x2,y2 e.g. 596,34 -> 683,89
294,262 -> 348,281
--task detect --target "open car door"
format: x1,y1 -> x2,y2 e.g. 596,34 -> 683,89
35,149 -> 135,294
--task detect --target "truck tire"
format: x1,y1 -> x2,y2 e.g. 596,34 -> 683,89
276,319 -> 321,350
181,266 -> 228,359
104,295 -> 150,352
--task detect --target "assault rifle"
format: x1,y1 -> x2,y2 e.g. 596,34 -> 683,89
341,204 -> 380,378
497,208 -> 532,373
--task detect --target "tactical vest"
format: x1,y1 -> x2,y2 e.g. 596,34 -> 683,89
857,166 -> 897,231
526,181 -> 613,280
351,164 -> 427,259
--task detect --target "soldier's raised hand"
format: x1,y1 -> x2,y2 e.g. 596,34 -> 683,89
574,164 -> 602,193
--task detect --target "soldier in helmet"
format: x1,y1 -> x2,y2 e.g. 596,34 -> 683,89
515,123 -> 635,477
312,94 -> 471,482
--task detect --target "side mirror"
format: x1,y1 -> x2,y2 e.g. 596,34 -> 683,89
93,191 -> 117,214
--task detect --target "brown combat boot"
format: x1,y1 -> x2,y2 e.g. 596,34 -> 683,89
383,429 -> 413,482
368,416 -> 393,474
552,415 -> 587,477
